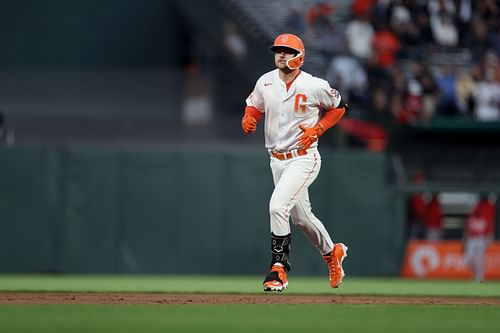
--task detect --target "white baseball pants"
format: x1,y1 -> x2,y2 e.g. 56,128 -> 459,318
465,237 -> 490,281
269,148 -> 334,255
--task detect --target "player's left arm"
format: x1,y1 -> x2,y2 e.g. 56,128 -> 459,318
299,83 -> 348,149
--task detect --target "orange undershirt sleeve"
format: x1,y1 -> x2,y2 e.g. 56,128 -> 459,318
318,107 -> 346,133
244,106 -> 263,122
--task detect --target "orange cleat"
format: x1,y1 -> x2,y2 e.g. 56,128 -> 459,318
263,264 -> 289,292
323,243 -> 348,288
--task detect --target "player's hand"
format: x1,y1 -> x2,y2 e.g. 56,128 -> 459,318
299,124 -> 324,149
242,115 -> 257,134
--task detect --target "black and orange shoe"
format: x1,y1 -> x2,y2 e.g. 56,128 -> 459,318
263,264 -> 288,292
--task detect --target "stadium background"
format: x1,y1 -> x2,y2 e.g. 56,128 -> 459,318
0,0 -> 499,278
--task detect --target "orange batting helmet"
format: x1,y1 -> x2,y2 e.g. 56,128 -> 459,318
269,33 -> 305,70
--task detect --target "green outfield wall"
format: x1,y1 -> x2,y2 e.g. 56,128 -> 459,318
0,146 -> 403,276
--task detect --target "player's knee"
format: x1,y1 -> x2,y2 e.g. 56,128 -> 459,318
269,200 -> 287,219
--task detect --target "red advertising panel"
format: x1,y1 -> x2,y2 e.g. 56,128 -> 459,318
401,240 -> 500,279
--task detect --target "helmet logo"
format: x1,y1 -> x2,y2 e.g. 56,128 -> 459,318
280,35 -> 289,43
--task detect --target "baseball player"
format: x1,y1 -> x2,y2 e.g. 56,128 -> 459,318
242,33 -> 349,292
464,193 -> 496,282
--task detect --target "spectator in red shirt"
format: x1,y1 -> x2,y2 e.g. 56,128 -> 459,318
424,193 -> 443,241
464,193 -> 497,282
352,0 -> 376,17
372,23 -> 401,70
408,172 -> 429,239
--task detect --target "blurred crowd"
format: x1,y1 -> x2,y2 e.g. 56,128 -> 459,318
283,0 -> 500,130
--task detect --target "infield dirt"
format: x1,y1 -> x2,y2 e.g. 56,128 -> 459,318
1,292 -> 499,305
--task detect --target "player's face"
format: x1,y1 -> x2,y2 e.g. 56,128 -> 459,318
274,47 -> 297,72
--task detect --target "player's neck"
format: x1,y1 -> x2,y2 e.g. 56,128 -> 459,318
279,68 -> 300,84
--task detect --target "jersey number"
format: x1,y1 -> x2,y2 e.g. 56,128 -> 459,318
294,94 -> 307,113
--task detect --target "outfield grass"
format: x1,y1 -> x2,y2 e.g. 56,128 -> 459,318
0,274 -> 499,297
1,275 -> 499,333
1,304 -> 500,333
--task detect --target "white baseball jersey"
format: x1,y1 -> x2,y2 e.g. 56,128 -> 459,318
246,69 -> 342,152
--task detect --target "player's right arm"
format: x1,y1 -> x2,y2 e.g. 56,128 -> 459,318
242,79 -> 265,134
242,106 -> 262,134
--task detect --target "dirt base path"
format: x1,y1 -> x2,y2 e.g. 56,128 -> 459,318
1,292 -> 499,305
